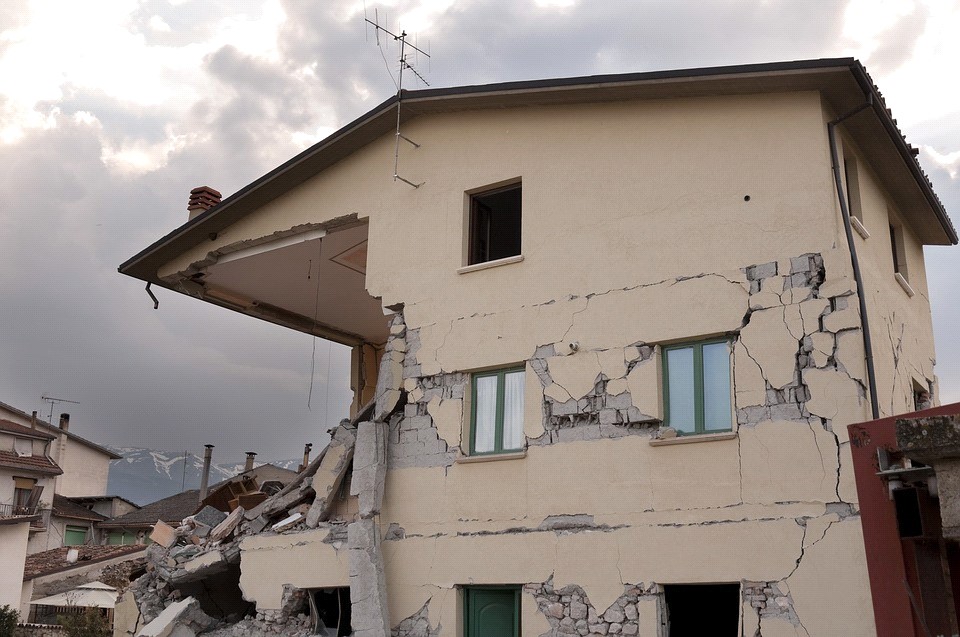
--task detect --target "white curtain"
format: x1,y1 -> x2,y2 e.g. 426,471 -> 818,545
474,375 -> 497,453
502,371 -> 525,450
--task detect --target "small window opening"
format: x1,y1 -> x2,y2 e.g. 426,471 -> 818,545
843,157 -> 863,223
889,220 -> 909,280
913,379 -> 932,411
893,488 -> 924,538
469,183 -> 521,265
664,583 -> 740,636
310,588 -> 351,636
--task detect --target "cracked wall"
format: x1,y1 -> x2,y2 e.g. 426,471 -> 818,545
144,93 -> 945,636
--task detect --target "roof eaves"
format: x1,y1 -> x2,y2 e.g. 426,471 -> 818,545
847,61 -> 958,244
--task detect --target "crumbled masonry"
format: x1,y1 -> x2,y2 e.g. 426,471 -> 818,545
123,251 -> 916,636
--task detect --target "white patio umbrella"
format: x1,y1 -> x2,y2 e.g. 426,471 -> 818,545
30,582 -> 119,609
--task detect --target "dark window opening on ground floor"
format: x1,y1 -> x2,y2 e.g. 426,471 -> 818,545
664,583 -> 740,636
310,587 -> 351,636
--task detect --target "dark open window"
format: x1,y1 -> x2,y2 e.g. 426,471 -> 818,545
664,584 -> 740,636
889,222 -> 908,280
310,588 -> 351,636
469,183 -> 521,265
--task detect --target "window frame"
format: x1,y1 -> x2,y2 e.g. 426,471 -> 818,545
469,366 -> 526,456
465,181 -> 522,267
462,586 -> 521,637
662,338 -> 733,436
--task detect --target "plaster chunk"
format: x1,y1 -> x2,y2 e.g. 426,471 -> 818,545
625,358 -> 661,421
783,304 -> 804,340
808,332 -> 833,368
835,330 -> 866,383
750,290 -> 783,310
606,378 -> 628,396
740,422 -> 840,504
798,298 -> 829,335
740,307 -> 799,389
787,518 -> 875,637
596,348 -> 628,380
427,397 -> 463,448
822,303 -> 861,333
802,369 -> 868,443
544,382 -> 572,403
548,352 -> 602,400
733,342 -> 766,408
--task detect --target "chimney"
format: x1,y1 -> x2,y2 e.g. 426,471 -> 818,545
244,452 -> 257,472
199,444 -> 214,502
59,413 -> 70,432
299,443 -> 313,472
31,411 -> 37,430
188,186 -> 221,220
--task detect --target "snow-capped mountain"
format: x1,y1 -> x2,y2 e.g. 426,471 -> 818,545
107,447 -> 301,505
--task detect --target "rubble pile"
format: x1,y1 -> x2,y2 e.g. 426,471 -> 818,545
125,421 -> 361,636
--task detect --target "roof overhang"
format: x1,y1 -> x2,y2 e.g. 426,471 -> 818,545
119,58 -> 956,300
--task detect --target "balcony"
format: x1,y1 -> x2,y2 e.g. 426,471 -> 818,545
0,503 -> 46,529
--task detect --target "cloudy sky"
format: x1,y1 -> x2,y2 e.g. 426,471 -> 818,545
1,0 -> 958,463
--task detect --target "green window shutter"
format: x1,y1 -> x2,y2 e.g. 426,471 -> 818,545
465,588 -> 520,637
64,525 -> 87,546
108,531 -> 125,545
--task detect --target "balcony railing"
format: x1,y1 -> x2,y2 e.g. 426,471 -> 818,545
0,502 -> 39,517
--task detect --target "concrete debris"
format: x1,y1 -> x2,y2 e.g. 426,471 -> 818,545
271,512 -> 303,532
150,520 -> 179,548
137,596 -> 217,637
392,600 -> 440,637
193,506 -> 229,529
306,423 -> 357,527
525,579 -> 656,637
209,507 -> 245,543
348,518 -> 390,637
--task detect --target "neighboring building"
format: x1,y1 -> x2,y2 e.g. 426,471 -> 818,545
20,544 -> 146,620
119,59 -> 956,635
0,402 -> 122,499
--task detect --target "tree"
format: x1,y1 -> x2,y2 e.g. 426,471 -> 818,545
58,608 -> 111,637
0,605 -> 19,637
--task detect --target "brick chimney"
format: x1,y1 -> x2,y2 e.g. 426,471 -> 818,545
58,413 -> 70,432
244,452 -> 257,472
188,186 -> 221,220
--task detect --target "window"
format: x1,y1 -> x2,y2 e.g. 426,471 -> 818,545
470,367 -> 525,455
468,183 -> 521,265
463,587 -> 520,637
309,588 -> 351,636
13,477 -> 36,515
108,530 -> 135,545
843,156 -> 863,223
64,525 -> 88,546
663,584 -> 740,636
889,220 -> 908,280
663,340 -> 732,435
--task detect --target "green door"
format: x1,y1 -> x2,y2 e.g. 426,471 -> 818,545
465,588 -> 519,637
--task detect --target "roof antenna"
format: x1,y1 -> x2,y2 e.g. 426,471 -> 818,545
41,395 -> 80,424
364,6 -> 431,188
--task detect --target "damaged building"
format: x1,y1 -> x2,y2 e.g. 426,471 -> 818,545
117,59 -> 957,636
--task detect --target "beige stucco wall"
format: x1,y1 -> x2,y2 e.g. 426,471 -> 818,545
149,90 -> 950,635
0,522 -> 30,611
835,129 -> 938,416
51,435 -> 111,498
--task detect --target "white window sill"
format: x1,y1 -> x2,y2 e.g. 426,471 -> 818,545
895,272 -> 915,298
455,450 -> 527,464
851,217 -> 870,240
457,255 -> 524,275
649,431 -> 737,447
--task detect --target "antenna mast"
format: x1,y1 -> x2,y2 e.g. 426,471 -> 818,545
365,9 -> 431,188
41,394 -> 80,423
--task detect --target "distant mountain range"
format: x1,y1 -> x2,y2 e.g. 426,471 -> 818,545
107,447 -> 302,505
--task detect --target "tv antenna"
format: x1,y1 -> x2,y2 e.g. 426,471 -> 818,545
41,394 -> 80,423
364,7 -> 431,188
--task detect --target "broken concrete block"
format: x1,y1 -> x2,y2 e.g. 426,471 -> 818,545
352,421 -> 388,518
150,520 -> 178,548
348,519 -> 390,637
272,512 -> 303,532
137,597 -> 216,637
306,426 -> 357,528
193,506 -> 228,528
247,515 -> 270,535
209,506 -> 245,543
